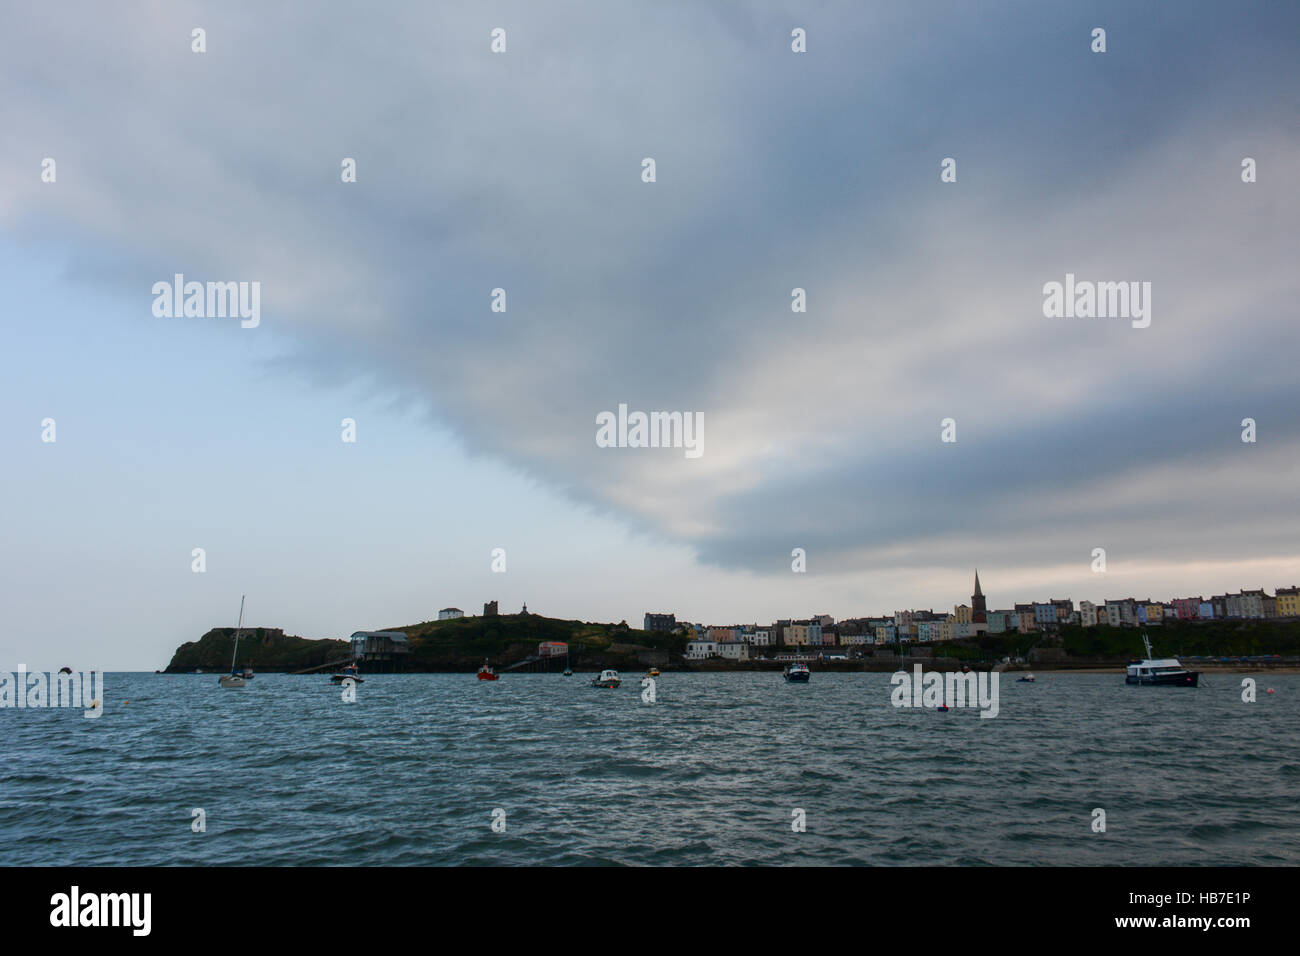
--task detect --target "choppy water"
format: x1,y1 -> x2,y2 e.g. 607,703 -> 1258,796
1,671 -> 1296,865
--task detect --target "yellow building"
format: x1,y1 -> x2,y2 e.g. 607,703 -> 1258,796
786,624 -> 810,646
955,604 -> 972,625
1277,587 -> 1300,617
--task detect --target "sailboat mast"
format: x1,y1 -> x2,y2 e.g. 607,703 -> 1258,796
230,595 -> 245,673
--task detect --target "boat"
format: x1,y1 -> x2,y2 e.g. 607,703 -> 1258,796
784,662 -> 811,682
1017,674 -> 1035,682
477,661 -> 499,681
646,667 -> 661,677
219,596 -> 248,688
1125,633 -> 1200,687
591,669 -> 621,688
563,646 -> 573,676
330,663 -> 363,684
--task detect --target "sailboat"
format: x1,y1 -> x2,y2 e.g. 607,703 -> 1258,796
219,596 -> 248,688
563,646 -> 573,676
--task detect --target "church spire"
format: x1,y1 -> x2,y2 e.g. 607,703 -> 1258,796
971,570 -> 987,624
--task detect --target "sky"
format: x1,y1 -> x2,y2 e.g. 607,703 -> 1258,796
2,1 -> 1298,670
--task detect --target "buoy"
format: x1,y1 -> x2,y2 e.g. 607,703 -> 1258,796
1267,688 -> 1275,694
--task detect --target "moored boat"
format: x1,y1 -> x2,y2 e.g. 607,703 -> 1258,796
784,662 -> 810,682
1125,633 -> 1199,687
477,661 -> 499,681
1017,674 -> 1035,682
646,667 -> 661,677
219,596 -> 248,688
591,669 -> 621,688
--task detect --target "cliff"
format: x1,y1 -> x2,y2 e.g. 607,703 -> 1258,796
164,628 -> 349,673
164,614 -> 686,672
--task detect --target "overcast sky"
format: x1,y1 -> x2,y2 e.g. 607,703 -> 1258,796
2,1 -> 1298,669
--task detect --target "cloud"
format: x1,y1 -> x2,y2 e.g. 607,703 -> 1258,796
3,0 -> 1298,588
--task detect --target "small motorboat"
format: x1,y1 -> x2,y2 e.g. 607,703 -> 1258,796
1017,674 -> 1035,682
937,704 -> 950,712
331,663 -> 364,684
784,662 -> 811,682
591,669 -> 621,688
477,661 -> 499,681
646,667 -> 661,677
563,668 -> 573,676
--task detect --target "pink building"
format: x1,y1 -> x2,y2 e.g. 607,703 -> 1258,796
1170,597 -> 1202,620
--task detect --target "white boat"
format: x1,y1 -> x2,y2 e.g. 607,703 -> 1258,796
590,669 -> 621,688
1126,633 -> 1199,687
219,596 -> 248,688
784,662 -> 810,682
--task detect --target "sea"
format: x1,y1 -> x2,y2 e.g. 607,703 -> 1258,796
1,671 -> 1296,866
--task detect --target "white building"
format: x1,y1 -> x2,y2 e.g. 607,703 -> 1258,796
686,641 -> 717,660
716,641 -> 750,661
438,607 -> 464,620
1079,601 -> 1098,627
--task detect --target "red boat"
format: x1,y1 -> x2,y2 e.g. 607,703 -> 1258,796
477,661 -> 499,681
